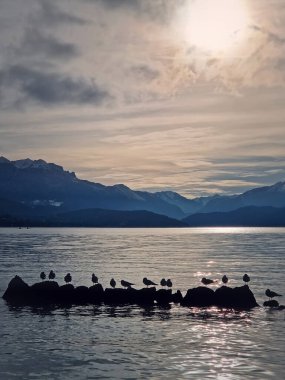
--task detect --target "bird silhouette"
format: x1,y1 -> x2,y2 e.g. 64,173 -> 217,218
243,274 -> 250,284
222,275 -> 228,285
64,273 -> 72,284
166,279 -> 172,288
265,289 -> 282,300
121,280 -> 134,288
40,271 -> 46,281
92,273 -> 98,284
143,277 -> 157,287
201,277 -> 215,285
110,278 -> 116,288
48,270 -> 55,280
160,278 -> 167,287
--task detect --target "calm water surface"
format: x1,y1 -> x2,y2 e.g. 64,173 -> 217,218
0,227 -> 284,379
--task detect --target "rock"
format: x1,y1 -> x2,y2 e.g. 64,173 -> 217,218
104,287 -> 156,305
88,284 -> 104,304
2,275 -> 30,302
30,281 -> 59,303
172,290 -> 183,304
264,300 -> 279,307
155,289 -> 172,304
181,285 -> 258,309
181,286 -> 215,307
58,284 -> 75,304
231,285 -> 258,309
74,286 -> 89,304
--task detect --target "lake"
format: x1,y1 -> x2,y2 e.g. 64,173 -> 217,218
0,227 -> 284,379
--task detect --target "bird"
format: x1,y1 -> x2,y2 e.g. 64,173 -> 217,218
48,270 -> 55,281
243,274 -> 250,284
160,278 -> 167,287
40,271 -> 46,281
265,289 -> 282,300
201,277 -> 215,285
166,279 -> 172,288
222,275 -> 228,285
92,273 -> 98,284
64,273 -> 72,284
121,280 -> 135,288
110,278 -> 116,288
143,277 -> 157,287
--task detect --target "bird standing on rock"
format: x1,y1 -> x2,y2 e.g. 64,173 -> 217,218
64,273 -> 72,284
92,273 -> 98,284
222,275 -> 228,285
166,279 -> 172,288
48,270 -> 55,280
143,277 -> 157,287
201,277 -> 215,286
40,272 -> 46,281
160,278 -> 167,287
243,274 -> 250,284
121,280 -> 134,288
110,278 -> 116,288
265,289 -> 282,300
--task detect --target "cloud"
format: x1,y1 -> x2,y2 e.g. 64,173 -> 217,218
0,65 -> 111,107
33,0 -> 88,27
15,28 -> 79,61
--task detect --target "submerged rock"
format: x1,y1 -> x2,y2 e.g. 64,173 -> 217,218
263,300 -> 279,307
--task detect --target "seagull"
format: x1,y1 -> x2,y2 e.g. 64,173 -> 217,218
265,289 -> 282,300
160,278 -> 167,287
110,278 -> 116,288
166,279 -> 172,288
40,271 -> 46,281
48,270 -> 55,280
92,273 -> 98,284
222,275 -> 228,285
243,274 -> 250,284
121,280 -> 135,288
143,277 -> 157,287
201,277 -> 215,286
64,273 -> 72,284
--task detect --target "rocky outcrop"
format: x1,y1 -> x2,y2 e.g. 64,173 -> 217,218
3,276 -> 259,309
181,285 -> 258,309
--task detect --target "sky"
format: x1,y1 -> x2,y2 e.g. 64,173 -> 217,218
1,0 -> 285,197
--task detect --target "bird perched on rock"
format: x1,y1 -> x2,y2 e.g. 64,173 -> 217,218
201,277 -> 215,286
48,270 -> 55,280
64,273 -> 72,284
166,279 -> 172,288
222,275 -> 228,285
265,289 -> 282,300
143,277 -> 157,287
40,272 -> 46,281
160,278 -> 167,287
243,274 -> 250,284
92,273 -> 98,284
121,280 -> 134,288
110,278 -> 116,288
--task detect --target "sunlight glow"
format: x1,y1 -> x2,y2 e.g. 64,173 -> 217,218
184,0 -> 249,52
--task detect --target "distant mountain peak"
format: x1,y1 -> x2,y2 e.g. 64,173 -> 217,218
0,156 -> 10,163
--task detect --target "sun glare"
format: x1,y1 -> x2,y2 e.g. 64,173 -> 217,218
184,0 -> 249,52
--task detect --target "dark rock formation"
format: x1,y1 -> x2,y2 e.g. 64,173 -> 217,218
181,285 -> 258,309
2,275 -> 30,303
181,286 -> 215,307
2,276 -> 259,310
263,300 -> 279,307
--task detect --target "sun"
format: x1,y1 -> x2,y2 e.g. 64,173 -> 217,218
184,0 -> 249,52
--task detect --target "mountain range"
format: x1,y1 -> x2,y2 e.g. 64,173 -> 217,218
0,156 -> 285,227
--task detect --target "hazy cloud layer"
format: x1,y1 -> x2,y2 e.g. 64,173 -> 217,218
0,0 -> 285,195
